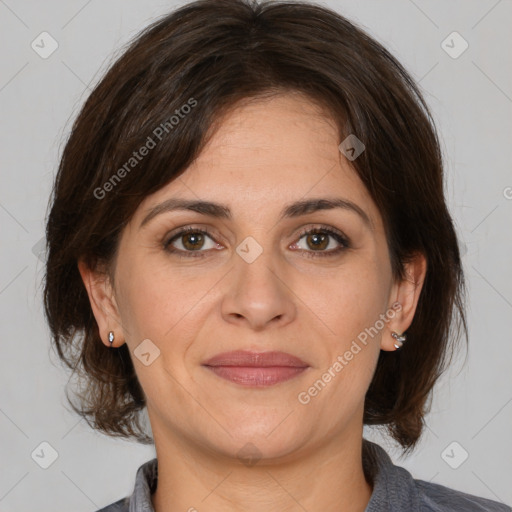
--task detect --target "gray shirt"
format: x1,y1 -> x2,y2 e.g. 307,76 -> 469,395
96,439 -> 511,511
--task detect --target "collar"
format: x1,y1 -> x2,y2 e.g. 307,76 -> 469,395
362,438 -> 421,511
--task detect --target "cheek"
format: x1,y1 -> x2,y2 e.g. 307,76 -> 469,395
114,256 -> 174,340
304,259 -> 388,340
115,256 -> 215,351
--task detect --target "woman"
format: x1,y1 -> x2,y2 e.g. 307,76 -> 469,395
43,0 -> 510,510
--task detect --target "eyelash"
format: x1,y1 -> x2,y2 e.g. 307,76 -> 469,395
163,225 -> 350,259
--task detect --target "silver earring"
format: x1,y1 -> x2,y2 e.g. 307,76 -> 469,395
391,331 -> 407,349
108,331 -> 114,348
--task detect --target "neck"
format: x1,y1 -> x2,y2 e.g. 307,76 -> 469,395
150,425 -> 373,512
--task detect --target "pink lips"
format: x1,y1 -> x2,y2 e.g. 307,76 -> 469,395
202,350 -> 309,387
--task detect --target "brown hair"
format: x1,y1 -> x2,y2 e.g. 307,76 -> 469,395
43,0 -> 468,453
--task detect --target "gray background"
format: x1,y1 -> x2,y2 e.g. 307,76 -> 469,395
0,0 -> 511,510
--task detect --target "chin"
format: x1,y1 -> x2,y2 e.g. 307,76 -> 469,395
209,415 -> 310,463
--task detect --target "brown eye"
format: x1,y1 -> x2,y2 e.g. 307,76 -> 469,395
181,232 -> 206,251
291,226 -> 350,258
164,228 -> 220,257
305,232 -> 329,251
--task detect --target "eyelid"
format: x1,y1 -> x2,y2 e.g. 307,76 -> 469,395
164,224 -> 227,245
294,224 -> 349,244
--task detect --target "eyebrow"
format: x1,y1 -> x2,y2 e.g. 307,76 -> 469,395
139,197 -> 373,230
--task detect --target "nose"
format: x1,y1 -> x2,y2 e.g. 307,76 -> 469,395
221,248 -> 296,331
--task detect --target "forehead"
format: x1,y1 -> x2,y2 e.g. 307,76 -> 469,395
197,93 -> 342,170
134,93 -> 380,230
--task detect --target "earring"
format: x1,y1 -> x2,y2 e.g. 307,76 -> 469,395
391,331 -> 407,349
108,331 -> 115,348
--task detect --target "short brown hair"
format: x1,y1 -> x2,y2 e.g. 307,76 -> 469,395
43,0 -> 468,453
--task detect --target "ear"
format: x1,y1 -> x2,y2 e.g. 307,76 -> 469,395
77,259 -> 126,348
381,251 -> 427,351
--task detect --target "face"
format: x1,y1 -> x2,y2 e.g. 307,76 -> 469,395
81,92 -> 425,462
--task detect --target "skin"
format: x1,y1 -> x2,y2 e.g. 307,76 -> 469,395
79,92 -> 426,512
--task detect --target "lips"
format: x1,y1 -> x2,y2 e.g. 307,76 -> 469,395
202,350 -> 310,387
203,350 -> 309,367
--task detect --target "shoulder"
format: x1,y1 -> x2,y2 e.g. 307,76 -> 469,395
94,457 -> 158,511
95,496 -> 130,511
415,479 -> 511,512
362,439 -> 511,512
